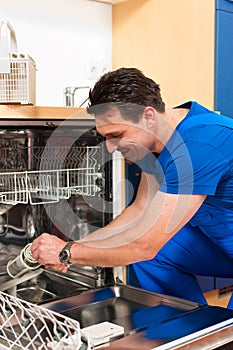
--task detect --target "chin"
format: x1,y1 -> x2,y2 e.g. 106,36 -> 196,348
122,151 -> 143,164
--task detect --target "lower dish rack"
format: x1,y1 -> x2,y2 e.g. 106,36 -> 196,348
0,290 -> 92,349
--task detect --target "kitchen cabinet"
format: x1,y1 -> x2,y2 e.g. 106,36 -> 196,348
112,0 -> 215,109
113,0 -> 233,117
215,0 -> 233,117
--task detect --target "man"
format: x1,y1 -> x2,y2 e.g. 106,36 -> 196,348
31,67 -> 233,307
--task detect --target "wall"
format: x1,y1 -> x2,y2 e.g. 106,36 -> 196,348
0,0 -> 112,106
112,0 -> 215,109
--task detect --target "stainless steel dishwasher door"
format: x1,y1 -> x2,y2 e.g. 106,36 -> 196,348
42,284 -> 233,350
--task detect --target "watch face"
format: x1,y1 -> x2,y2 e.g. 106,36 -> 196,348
59,241 -> 74,264
59,250 -> 69,264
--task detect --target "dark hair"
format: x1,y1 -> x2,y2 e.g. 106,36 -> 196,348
87,67 -> 165,122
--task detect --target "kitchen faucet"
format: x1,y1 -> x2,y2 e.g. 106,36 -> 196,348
64,86 -> 90,107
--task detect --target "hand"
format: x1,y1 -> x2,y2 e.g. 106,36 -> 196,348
31,233 -> 68,272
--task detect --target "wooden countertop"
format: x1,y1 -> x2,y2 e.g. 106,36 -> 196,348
0,105 -> 93,120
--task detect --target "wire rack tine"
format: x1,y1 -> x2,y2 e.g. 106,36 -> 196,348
0,291 -> 92,349
0,145 -> 102,205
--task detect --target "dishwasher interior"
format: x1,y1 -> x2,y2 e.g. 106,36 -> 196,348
0,116 -> 117,304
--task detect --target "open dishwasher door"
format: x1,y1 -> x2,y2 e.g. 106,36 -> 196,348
1,283 -> 233,349
41,284 -> 233,350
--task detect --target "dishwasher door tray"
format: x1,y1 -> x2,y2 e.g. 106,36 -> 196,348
42,284 -> 233,349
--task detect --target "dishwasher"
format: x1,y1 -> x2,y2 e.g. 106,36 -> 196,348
0,105 -> 121,349
1,105 -> 233,350
0,105 -> 121,297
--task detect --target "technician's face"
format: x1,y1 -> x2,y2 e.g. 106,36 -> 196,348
95,107 -> 154,164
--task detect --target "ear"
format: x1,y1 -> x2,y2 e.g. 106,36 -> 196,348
143,107 -> 157,128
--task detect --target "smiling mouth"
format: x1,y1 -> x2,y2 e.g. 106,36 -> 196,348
121,151 -> 136,163
119,149 -> 137,164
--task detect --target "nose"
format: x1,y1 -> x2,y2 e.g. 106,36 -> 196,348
106,138 -> 118,153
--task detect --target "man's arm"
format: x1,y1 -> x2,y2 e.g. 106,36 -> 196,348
31,177 -> 206,268
30,171 -> 158,268
68,191 -> 206,266
79,171 -> 159,242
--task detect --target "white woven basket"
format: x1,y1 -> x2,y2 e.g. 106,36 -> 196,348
0,20 -> 36,105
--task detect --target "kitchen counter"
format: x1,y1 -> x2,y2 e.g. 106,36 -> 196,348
0,105 -> 87,119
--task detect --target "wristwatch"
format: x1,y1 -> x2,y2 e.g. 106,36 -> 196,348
59,241 -> 75,264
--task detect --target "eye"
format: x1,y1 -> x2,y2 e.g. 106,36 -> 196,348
113,133 -> 123,139
106,134 -> 122,140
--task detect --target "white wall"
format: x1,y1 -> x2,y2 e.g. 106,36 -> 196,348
0,0 -> 112,106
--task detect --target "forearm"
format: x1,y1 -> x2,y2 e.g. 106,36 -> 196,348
73,192 -> 207,267
80,172 -> 158,243
79,203 -> 143,242
70,239 -> 145,267
31,192 -> 206,270
71,195 -> 165,266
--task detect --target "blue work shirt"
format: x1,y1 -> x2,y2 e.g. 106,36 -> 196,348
138,101 -> 233,257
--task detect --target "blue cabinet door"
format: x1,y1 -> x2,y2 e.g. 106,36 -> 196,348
215,0 -> 233,118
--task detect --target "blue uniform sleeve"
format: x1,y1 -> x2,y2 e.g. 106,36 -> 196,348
159,140 -> 229,195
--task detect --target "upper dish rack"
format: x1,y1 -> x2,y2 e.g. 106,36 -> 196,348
0,145 -> 102,205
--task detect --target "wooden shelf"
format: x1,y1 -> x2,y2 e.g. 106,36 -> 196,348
0,105 -> 93,120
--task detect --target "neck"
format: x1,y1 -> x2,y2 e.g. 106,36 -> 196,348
154,107 -> 188,152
